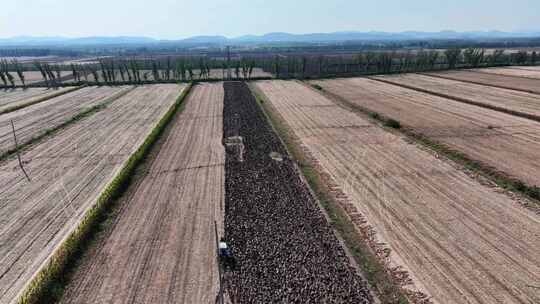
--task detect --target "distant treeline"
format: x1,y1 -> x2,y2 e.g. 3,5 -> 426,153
0,48 -> 81,57
2,37 -> 540,57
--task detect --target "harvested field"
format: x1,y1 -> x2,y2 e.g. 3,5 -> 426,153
471,67 -> 540,79
7,71 -> 73,86
223,82 -> 372,303
372,73 -> 540,119
255,80 -> 540,304
423,70 -> 540,94
0,86 -> 131,156
511,65 -> 540,72
0,87 -> 74,113
61,83 -> 224,304
312,77 -> 540,187
0,84 -> 186,304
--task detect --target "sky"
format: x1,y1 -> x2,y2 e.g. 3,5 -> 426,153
1,0 -> 540,39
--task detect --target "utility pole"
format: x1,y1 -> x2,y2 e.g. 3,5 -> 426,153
227,46 -> 232,80
214,221 -> 224,304
11,120 -> 30,181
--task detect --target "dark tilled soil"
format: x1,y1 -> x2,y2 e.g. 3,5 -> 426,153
222,81 -> 372,303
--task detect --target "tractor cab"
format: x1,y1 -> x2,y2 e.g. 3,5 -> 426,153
219,238 -> 231,258
218,238 -> 236,270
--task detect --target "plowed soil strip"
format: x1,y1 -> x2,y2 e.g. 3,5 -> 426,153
312,77 -> 540,188
255,80 -> 540,304
371,73 -> 540,121
422,70 -> 540,94
223,82 -> 372,303
471,67 -> 540,79
0,84 -> 185,304
0,86 -> 131,155
0,87 -> 74,113
60,83 -> 224,304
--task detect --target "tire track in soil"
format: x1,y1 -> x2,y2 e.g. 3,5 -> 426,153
222,81 -> 372,303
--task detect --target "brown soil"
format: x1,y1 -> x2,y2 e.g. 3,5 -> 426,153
0,84 -> 186,304
423,70 -> 540,94
0,86 -> 131,155
372,73 -> 540,119
471,67 -> 540,79
312,77 -> 540,188
255,80 -> 540,304
60,83 -> 225,304
0,87 -> 73,113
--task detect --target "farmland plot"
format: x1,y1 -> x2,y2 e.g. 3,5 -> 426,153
312,77 -> 540,187
471,67 -> 540,79
423,70 -> 540,94
0,87 -> 74,113
255,80 -> 540,304
0,84 -> 185,304
0,86 -> 131,156
372,73 -> 540,119
61,83 -> 224,304
223,82 -> 371,303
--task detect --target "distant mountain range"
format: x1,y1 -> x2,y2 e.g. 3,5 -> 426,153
2,31 -> 540,46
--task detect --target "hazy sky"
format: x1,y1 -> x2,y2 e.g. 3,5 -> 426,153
2,0 -> 540,39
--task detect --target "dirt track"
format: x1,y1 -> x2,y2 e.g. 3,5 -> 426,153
372,73 -> 540,118
255,80 -> 540,304
424,70 -> 540,94
0,86 -> 131,155
0,87 -> 73,113
312,77 -> 540,187
60,83 -> 225,304
0,84 -> 185,304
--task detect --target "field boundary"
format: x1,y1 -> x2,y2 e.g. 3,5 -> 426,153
17,83 -> 193,304
368,76 -> 540,123
309,81 -> 540,211
250,82 -> 416,304
0,86 -> 84,115
0,87 -> 135,163
418,72 -> 540,95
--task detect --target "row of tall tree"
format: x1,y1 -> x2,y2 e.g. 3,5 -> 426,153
264,48 -> 539,78
1,49 -> 539,88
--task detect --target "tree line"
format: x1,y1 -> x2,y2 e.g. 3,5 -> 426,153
1,48 -> 539,88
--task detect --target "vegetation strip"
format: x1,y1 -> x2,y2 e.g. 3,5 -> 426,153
0,88 -> 134,163
311,82 -> 540,208
368,76 -> 540,123
250,83 -> 410,304
418,72 -> 540,95
17,83 -> 193,304
0,86 -> 84,115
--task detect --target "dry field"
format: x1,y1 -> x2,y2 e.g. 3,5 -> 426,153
255,80 -> 540,304
0,86 -> 131,156
471,67 -> 540,79
372,73 -> 540,118
0,84 -> 186,304
7,71 -> 73,86
60,83 -> 225,304
423,70 -> 540,94
312,77 -> 540,187
0,87 -> 73,113
511,66 -> 540,72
